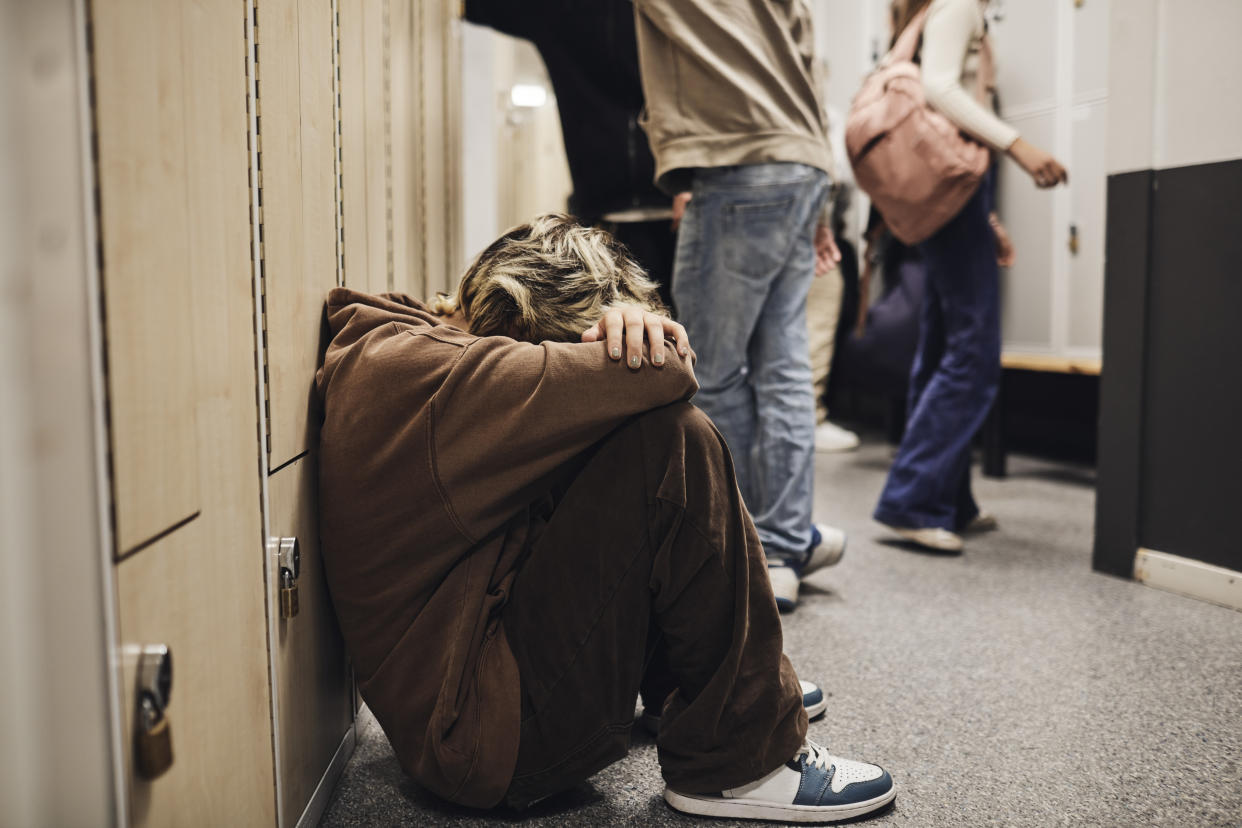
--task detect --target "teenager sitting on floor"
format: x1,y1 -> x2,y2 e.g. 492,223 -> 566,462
314,215 -> 896,823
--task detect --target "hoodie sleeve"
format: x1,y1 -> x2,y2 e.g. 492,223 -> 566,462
431,334 -> 698,541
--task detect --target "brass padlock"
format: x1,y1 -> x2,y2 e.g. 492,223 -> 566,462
134,644 -> 174,779
280,568 -> 300,618
136,693 -> 174,779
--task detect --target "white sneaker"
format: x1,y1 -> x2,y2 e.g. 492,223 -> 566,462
803,524 -> 846,575
814,420 -> 861,453
881,523 -> 963,552
664,738 -> 896,823
768,564 -> 799,613
964,511 -> 998,533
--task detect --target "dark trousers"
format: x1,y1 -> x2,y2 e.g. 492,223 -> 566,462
501,403 -> 806,807
873,172 -> 1001,532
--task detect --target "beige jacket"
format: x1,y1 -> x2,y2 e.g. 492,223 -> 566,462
633,0 -> 833,194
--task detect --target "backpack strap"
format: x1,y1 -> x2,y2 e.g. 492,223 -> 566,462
976,33 -> 997,105
886,6 -> 931,66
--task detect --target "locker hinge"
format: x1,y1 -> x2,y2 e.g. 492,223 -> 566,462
247,0 -> 272,456
383,0 -> 395,290
333,0 -> 345,287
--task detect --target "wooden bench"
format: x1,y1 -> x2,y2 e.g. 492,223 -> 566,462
982,353 -> 1102,477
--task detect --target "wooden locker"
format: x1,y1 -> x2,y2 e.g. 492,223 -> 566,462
339,0 -> 391,294
91,0 -> 201,556
391,0 -> 420,298
256,0 -> 340,469
268,457 -> 353,827
97,0 -> 277,823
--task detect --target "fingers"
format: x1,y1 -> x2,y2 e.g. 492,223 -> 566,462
662,317 -> 691,360
825,232 -> 843,264
602,307 -> 625,362
671,192 -> 693,231
646,316 -> 666,366
1035,159 -> 1069,188
594,304 -> 694,370
624,307 -> 645,369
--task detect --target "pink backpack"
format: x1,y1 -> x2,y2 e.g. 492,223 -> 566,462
845,7 -> 994,245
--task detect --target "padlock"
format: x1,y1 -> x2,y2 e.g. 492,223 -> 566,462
280,568 -> 299,618
135,693 -> 174,779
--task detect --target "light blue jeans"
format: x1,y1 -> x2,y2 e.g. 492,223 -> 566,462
672,163 -> 829,564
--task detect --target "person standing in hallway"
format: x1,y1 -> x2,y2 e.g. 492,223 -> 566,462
632,0 -> 847,612
872,0 -> 1068,552
463,0 -> 680,312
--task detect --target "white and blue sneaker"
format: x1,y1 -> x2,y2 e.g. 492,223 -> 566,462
664,738 -> 895,823
639,679 -> 827,734
770,524 -> 847,612
803,524 -> 846,576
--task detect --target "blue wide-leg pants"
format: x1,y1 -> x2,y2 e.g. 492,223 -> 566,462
873,172 -> 1001,532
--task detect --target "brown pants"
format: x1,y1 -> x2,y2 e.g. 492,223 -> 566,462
501,403 -> 807,807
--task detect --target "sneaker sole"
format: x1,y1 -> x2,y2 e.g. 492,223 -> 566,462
805,695 -> 827,721
882,524 -> 963,553
664,785 -> 896,823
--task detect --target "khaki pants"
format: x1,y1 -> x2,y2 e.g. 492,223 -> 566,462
807,266 -> 845,424
501,403 -> 806,806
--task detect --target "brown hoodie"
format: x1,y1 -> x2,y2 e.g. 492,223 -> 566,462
314,288 -> 698,807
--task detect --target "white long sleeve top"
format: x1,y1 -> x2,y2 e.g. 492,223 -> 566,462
921,0 -> 1020,152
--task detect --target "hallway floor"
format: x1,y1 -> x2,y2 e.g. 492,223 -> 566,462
321,439 -> 1242,827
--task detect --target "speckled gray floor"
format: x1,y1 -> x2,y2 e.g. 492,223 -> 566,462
321,439 -> 1242,827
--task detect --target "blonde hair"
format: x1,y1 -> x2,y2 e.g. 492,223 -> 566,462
432,214 -> 666,343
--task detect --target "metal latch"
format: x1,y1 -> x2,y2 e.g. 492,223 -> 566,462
135,644 -> 174,779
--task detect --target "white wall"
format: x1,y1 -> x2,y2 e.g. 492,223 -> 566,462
1109,0 -> 1242,174
458,28 -> 572,265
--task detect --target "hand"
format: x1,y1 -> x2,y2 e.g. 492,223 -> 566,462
580,304 -> 692,370
990,213 -> 1016,267
814,223 -> 842,276
671,191 -> 692,231
1008,137 -> 1069,189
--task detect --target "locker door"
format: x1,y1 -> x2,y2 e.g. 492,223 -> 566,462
92,0 -> 278,824
267,457 -> 353,827
252,2 -> 356,824
990,0 -> 1064,355
1068,0 -> 1109,357
92,0 -> 200,556
257,0 -> 340,469
339,0 -> 391,294
390,0 -> 421,297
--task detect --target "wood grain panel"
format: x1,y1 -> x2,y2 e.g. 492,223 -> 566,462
363,0 -> 391,292
269,456 -> 354,826
390,0 -> 418,297
111,1 -> 276,823
413,0 -> 447,299
338,0 -> 376,292
91,0 -> 200,555
260,0 -> 339,468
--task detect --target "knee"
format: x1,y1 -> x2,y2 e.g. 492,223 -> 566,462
631,403 -> 729,468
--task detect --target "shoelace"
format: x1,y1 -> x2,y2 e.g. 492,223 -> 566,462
801,739 -> 834,771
